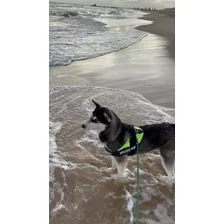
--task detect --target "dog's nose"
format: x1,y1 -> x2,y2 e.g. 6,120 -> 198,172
81,124 -> 86,129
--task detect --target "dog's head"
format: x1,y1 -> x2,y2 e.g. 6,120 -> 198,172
81,99 -> 121,142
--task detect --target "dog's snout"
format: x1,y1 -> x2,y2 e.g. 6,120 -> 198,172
81,124 -> 86,129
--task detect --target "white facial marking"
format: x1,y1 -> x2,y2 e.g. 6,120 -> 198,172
85,121 -> 106,135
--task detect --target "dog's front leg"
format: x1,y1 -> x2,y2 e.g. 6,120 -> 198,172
111,156 -> 117,168
115,156 -> 128,175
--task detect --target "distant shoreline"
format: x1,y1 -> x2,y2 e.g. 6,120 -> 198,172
136,10 -> 175,59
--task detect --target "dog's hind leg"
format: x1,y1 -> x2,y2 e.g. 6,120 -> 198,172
160,141 -> 175,177
160,155 -> 175,177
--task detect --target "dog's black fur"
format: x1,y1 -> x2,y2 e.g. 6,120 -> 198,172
82,100 -> 175,176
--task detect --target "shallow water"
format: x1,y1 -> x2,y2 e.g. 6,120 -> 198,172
49,85 -> 175,224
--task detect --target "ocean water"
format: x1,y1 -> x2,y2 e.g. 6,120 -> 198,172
49,2 -> 175,224
49,2 -> 150,66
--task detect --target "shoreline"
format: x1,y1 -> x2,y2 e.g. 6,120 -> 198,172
136,10 -> 175,59
50,34 -> 174,108
50,34 -> 147,68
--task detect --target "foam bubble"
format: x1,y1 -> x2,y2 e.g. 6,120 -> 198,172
125,189 -> 134,224
49,121 -> 77,181
51,203 -> 66,215
49,121 -> 61,154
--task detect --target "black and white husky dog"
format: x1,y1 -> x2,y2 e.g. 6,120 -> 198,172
82,100 -> 175,177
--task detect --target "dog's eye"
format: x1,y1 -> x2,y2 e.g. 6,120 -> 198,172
91,116 -> 99,123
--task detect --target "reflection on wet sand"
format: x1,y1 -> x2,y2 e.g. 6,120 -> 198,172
50,33 -> 174,108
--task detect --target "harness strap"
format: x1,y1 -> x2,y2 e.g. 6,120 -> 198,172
104,125 -> 142,157
127,125 -> 137,156
104,147 -> 112,154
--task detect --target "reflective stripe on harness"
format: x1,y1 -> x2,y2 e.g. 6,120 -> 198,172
104,126 -> 144,157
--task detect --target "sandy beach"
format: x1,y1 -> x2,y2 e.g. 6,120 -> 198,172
136,10 -> 175,59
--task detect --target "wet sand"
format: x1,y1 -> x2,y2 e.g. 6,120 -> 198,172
136,10 -> 175,59
50,35 -> 175,108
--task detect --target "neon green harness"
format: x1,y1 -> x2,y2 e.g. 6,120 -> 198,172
118,126 -> 144,151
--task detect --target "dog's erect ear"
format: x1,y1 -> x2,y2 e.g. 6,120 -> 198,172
92,99 -> 101,108
103,112 -> 111,123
